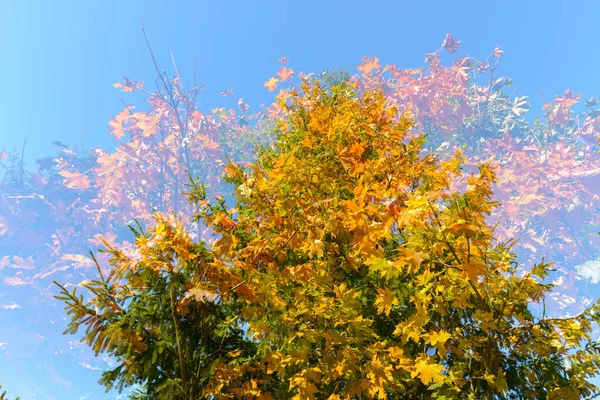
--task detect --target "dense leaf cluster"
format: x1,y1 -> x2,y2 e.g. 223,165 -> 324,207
57,79 -> 600,399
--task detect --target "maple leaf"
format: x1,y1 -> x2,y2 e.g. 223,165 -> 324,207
108,108 -> 131,140
428,330 -> 452,346
554,88 -> 581,109
411,358 -> 445,385
441,33 -> 460,54
492,46 -> 504,58
278,56 -> 288,64
113,77 -> 144,92
264,77 -> 279,92
357,56 -> 381,75
133,113 -> 160,137
182,287 -> 216,302
58,170 -> 91,189
453,57 -> 472,79
375,287 -> 398,316
276,66 -> 294,82
0,149 -> 6,159
460,262 -> 486,281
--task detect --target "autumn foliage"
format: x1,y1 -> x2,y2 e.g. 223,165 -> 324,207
1,33 -> 599,398
349,37 -> 600,308
1,34 -> 598,315
56,78 -> 600,399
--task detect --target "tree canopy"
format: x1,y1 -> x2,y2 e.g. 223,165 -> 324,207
56,77 -> 600,399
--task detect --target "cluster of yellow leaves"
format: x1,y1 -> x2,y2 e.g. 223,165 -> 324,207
73,76 -> 600,399
185,79 -> 600,398
176,79 -> 589,399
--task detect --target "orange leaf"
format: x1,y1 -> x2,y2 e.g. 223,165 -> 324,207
133,113 -> 160,137
357,56 -> 381,75
109,108 -> 131,140
58,170 -> 91,189
441,33 -> 460,54
0,150 -> 6,159
113,77 -> 144,92
264,77 -> 279,92
276,66 -> 294,82
113,82 -> 134,92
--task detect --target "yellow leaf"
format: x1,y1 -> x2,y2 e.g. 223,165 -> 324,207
238,183 -> 252,198
375,287 -> 398,316
58,170 -> 91,189
301,136 -> 314,149
411,357 -> 445,385
460,262 -> 486,281
428,330 -> 452,346
387,346 -> 404,358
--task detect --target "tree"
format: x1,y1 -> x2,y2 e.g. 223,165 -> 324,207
56,77 -> 600,399
1,29 -> 597,398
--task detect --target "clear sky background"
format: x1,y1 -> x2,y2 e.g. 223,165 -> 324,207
1,0 -> 600,398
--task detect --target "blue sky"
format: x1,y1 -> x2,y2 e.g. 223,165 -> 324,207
1,0 -> 600,398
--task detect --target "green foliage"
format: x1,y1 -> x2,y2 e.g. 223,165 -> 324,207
54,213 -> 254,399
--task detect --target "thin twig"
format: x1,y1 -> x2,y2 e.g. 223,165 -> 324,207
230,280 -> 246,291
0,160 -> 18,182
140,21 -> 191,174
140,22 -> 164,86
19,139 -> 26,184
537,86 -> 546,104
120,97 -> 134,115
171,52 -> 182,88
272,230 -> 297,260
